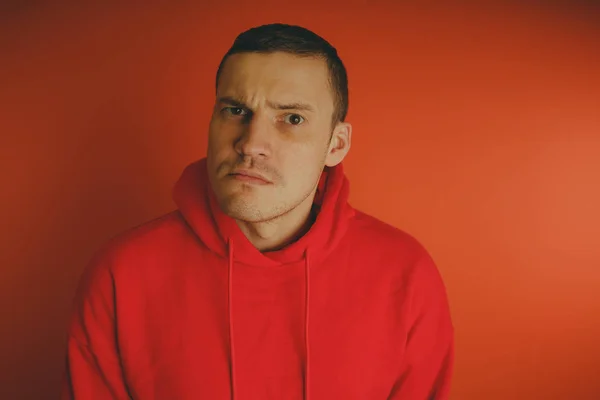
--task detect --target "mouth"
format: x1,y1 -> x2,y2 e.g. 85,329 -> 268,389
228,170 -> 272,185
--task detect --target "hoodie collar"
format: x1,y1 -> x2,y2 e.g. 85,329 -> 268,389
173,158 -> 355,267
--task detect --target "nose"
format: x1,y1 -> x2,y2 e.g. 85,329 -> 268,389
234,113 -> 272,159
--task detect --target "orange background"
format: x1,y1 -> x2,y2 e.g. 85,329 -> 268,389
1,3 -> 599,399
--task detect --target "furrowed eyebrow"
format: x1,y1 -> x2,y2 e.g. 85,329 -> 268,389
217,96 -> 315,113
266,100 -> 315,113
217,96 -> 246,108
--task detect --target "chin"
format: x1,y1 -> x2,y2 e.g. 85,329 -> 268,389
221,200 -> 267,222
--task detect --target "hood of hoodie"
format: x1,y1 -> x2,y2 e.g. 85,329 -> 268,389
173,157 -> 355,267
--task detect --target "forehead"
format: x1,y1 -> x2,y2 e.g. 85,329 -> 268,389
218,52 -> 334,112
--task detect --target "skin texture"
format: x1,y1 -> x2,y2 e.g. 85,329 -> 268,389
206,51 -> 352,251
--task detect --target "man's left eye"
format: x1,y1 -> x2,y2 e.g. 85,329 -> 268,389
284,114 -> 305,125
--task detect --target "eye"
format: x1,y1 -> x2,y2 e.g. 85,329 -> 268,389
223,107 -> 248,117
283,114 -> 305,125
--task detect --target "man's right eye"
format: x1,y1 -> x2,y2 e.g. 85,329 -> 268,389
224,107 -> 247,116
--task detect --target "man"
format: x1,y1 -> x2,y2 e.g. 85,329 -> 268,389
62,23 -> 454,399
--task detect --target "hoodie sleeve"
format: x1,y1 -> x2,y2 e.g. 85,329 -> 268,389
61,248 -> 131,399
388,251 -> 455,400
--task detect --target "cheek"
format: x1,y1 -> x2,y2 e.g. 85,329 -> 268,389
282,150 -> 323,186
209,123 -> 236,152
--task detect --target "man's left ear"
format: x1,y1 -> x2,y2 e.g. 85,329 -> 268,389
325,122 -> 352,167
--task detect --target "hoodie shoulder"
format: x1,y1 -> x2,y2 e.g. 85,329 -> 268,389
349,210 -> 428,258
347,210 -> 451,317
104,211 -> 190,254
66,211 -> 197,344
345,209 -> 446,282
79,211 -> 194,278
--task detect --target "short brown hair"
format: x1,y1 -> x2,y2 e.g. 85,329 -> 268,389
215,23 -> 349,125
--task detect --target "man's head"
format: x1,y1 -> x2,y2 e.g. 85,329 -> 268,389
206,23 -> 352,223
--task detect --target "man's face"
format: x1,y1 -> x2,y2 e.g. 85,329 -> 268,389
207,51 -> 345,223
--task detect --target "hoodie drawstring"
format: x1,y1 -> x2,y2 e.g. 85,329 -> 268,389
228,239 -> 237,400
226,239 -> 311,400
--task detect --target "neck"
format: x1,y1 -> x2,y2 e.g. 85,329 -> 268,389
235,191 -> 317,252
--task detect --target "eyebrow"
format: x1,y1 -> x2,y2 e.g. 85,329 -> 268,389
217,96 -> 315,113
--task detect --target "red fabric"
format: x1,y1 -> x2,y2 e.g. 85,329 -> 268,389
61,158 -> 454,399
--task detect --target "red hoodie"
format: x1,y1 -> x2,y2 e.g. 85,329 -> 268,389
62,158 -> 454,399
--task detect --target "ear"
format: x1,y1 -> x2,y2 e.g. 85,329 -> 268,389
325,122 -> 352,167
